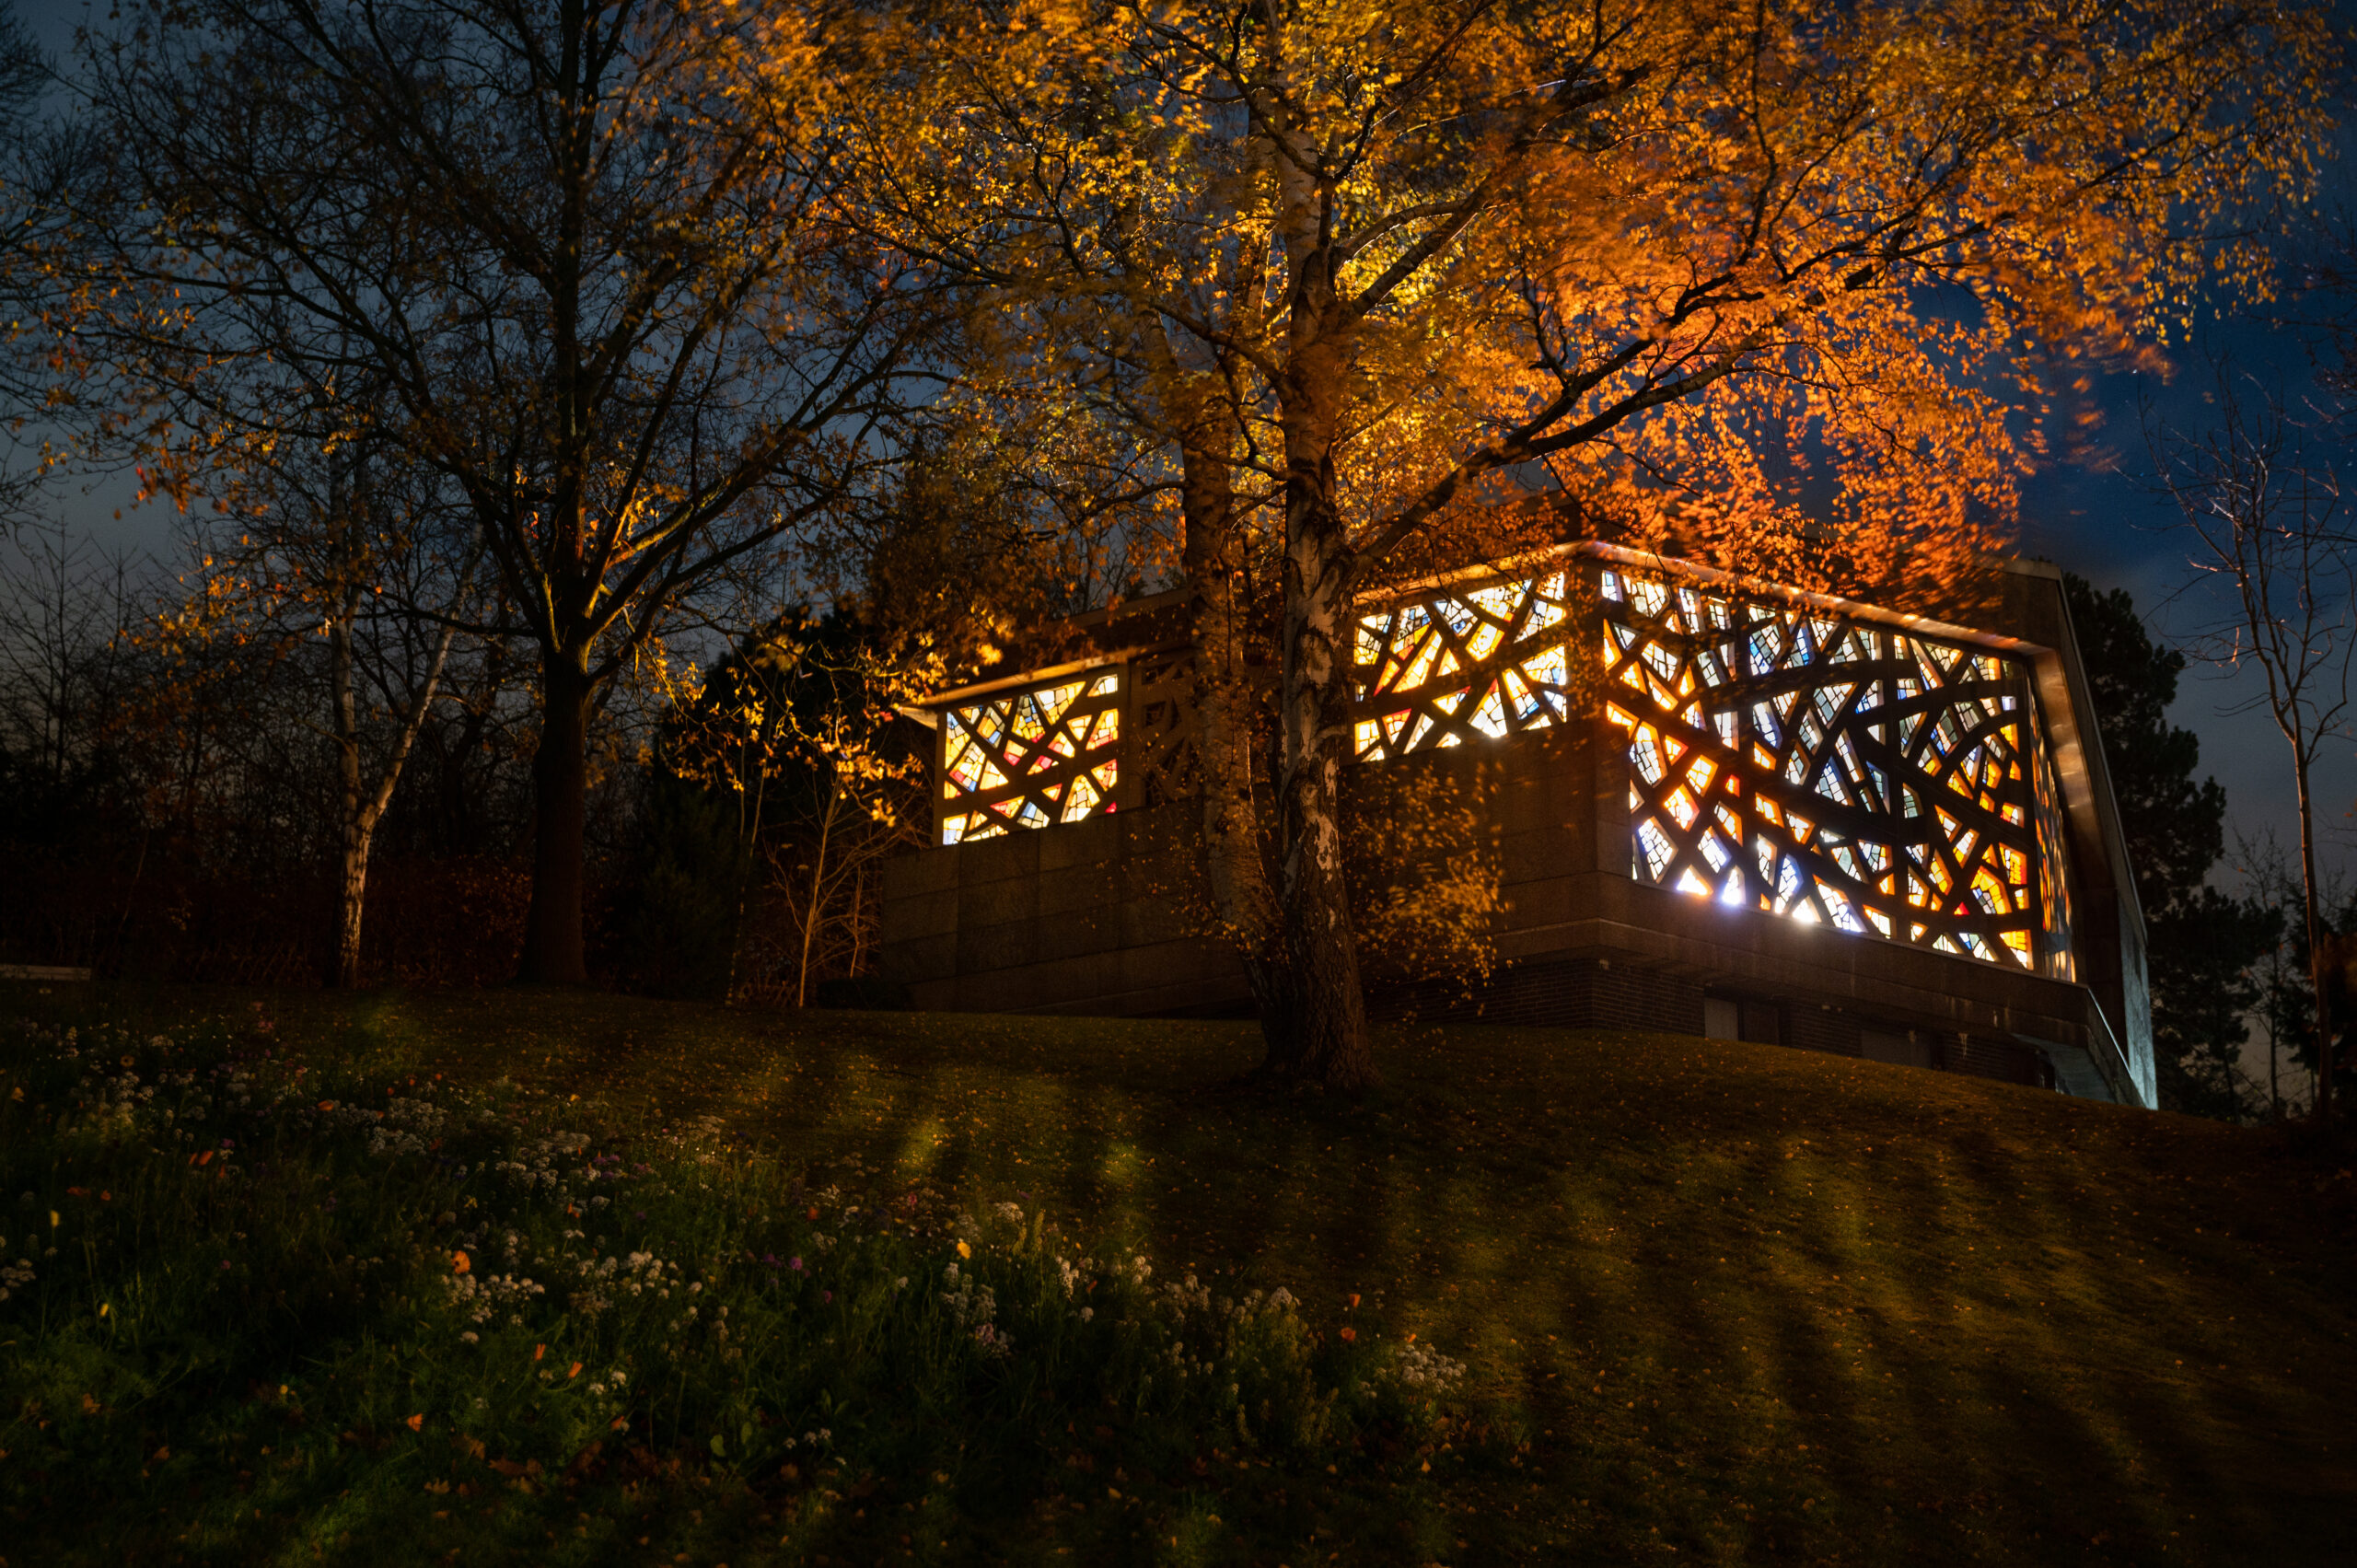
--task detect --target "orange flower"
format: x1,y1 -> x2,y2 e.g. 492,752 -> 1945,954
568,1362 -> 583,1379
533,1344 -> 545,1362
1346,1293 -> 1361,1310
452,1250 -> 471,1275
1339,1327 -> 1357,1342
405,1414 -> 424,1432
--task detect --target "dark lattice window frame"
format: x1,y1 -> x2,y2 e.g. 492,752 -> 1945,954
1598,562 -> 2073,978
923,550 -> 2077,982
1342,550 -> 2075,979
935,667 -> 1126,844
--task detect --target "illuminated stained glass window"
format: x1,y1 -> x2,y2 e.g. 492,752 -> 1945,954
938,670 -> 1123,845
1350,571 -> 1578,760
1600,566 -> 2073,979
930,553 -> 2075,984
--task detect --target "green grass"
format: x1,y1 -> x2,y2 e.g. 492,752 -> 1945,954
4,979 -> 2354,1565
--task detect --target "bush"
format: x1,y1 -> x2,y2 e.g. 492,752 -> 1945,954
612,771 -> 751,999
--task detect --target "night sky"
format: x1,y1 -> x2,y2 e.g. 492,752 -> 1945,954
14,0 -> 2357,892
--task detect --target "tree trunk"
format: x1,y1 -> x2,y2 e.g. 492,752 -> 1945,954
519,643 -> 593,984
2296,759 -> 2333,1126
331,602 -> 367,987
797,776 -> 837,1007
1176,399 -> 1295,1051
1267,326 -> 1376,1090
329,537 -> 470,989
1252,73 -> 1377,1091
337,817 -> 375,989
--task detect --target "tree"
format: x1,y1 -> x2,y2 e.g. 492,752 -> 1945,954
877,0 -> 2336,1088
2064,572 -> 2269,1120
657,610 -> 925,1005
2150,371 -> 2356,1125
189,433 -> 487,986
0,0 -> 69,535
77,0 -> 935,983
2237,831 -> 2354,1119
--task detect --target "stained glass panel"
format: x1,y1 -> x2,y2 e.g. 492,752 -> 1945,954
1351,570 -> 1582,759
938,670 -> 1124,845
1603,567 -> 2073,979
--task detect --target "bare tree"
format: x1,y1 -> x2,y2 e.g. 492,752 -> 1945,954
2151,368 -> 2357,1125
75,0 -> 936,984
192,433 -> 489,986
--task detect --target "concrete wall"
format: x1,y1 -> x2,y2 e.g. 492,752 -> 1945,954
880,711 -> 2118,1098
879,803 -> 1250,1017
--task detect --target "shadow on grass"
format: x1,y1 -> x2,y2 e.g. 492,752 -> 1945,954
15,979 -> 2357,1566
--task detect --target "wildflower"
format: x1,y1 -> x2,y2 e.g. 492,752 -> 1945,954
405,1414 -> 424,1431
459,1331 -> 479,1346
822,1290 -> 833,1304
452,1250 -> 471,1275
1340,1327 -> 1357,1342
568,1362 -> 582,1378
788,1257 -> 803,1272
956,1240 -> 971,1260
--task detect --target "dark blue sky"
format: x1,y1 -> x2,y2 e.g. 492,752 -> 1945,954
16,0 -> 2356,893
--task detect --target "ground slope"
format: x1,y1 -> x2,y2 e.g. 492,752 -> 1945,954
8,980 -> 2353,1564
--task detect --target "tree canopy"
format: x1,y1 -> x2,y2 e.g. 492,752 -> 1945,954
865,0 -> 2339,1086
74,0 -> 939,981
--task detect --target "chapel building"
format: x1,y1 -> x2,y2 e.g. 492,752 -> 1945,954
876,542 -> 2154,1109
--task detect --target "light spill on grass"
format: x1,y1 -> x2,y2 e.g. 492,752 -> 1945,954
0,999 -> 1473,1566
6,979 -> 2356,1564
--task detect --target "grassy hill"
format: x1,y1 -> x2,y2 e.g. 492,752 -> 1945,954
3,979 -> 2352,1564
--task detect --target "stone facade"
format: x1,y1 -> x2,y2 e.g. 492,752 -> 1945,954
879,544 -> 2154,1108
